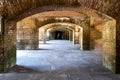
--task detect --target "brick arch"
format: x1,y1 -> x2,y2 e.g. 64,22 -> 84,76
39,22 -> 83,49
0,3 -> 117,73
45,25 -> 74,41
1,0 -> 104,19
46,26 -> 74,33
2,0 -> 119,20
15,9 -> 117,73
42,23 -> 77,31
34,16 -> 90,50
13,5 -> 97,21
17,16 -> 90,49
34,16 -> 90,29
35,17 -> 82,29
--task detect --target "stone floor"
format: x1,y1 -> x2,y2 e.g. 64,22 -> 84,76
1,40 -> 120,80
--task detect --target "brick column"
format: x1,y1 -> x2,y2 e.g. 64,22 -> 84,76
0,20 -> 17,72
116,18 -> 120,73
0,35 -> 4,72
79,29 -> 83,50
43,30 -> 46,44
0,16 -> 5,72
17,27 -> 39,50
74,27 -> 80,44
17,18 -> 39,50
69,31 -> 73,41
103,20 -> 116,73
76,17 -> 91,50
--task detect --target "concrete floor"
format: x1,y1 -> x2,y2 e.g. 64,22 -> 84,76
1,40 -> 120,80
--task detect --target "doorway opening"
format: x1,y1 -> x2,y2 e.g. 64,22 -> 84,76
7,9 -> 116,74
55,30 -> 64,40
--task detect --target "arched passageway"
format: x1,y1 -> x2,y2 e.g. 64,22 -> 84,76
45,27 -> 73,40
38,22 -> 83,46
0,1 -> 118,75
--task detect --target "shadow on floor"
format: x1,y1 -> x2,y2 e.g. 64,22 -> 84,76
8,65 -> 42,73
36,48 -> 52,50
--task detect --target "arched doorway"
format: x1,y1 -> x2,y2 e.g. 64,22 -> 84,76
0,4 -> 116,73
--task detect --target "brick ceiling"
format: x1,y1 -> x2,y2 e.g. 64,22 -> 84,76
0,0 -> 119,20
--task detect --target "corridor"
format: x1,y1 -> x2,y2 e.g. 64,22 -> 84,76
1,40 -> 119,80
0,0 -> 120,80
16,40 -> 102,72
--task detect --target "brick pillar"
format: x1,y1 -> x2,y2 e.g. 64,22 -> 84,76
0,35 -> 4,72
69,31 -> 73,41
74,32 -> 79,44
43,30 -> 46,44
116,18 -> 120,73
0,16 -> 5,72
0,20 -> 16,72
64,30 -> 69,40
17,27 -> 39,50
77,17 -> 91,50
74,27 -> 80,44
17,18 -> 39,50
83,20 -> 90,50
39,28 -> 46,44
103,20 -> 116,73
79,29 -> 83,50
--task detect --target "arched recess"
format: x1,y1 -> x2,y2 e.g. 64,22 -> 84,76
0,6 -> 116,73
38,22 -> 83,46
39,23 -> 75,44
17,18 -> 39,50
35,16 -> 91,50
46,27 -> 73,41
17,16 -> 90,50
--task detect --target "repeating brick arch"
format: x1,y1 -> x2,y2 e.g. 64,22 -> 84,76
46,26 -> 74,32
34,17 -> 85,29
11,5 -> 111,23
13,6 -> 113,28
14,6 -> 90,21
0,0 -> 119,19
39,22 -> 82,31
38,22 -> 83,49
0,0 -> 118,73
0,0 -> 101,18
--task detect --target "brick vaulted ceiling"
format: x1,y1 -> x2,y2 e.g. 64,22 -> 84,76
0,0 -> 120,20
